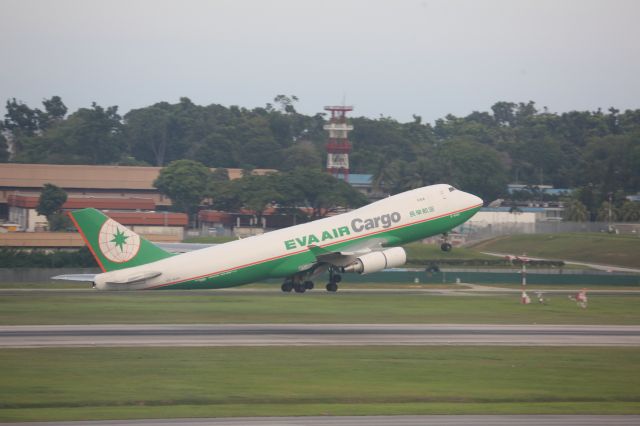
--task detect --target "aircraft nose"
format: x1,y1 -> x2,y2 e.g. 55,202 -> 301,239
467,193 -> 483,207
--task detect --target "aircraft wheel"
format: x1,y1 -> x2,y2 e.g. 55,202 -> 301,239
326,282 -> 338,292
281,281 -> 293,292
294,283 -> 306,293
440,242 -> 452,252
304,280 -> 314,290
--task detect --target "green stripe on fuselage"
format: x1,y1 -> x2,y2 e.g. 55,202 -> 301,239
154,206 -> 480,290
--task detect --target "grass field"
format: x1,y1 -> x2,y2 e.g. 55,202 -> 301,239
1,292 -> 639,325
1,346 -> 639,421
2,271 -> 638,421
470,233 -> 640,268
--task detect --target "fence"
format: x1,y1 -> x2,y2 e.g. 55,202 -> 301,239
462,221 -> 640,242
346,269 -> 640,286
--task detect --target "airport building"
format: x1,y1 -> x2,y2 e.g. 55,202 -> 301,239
0,163 -> 273,245
0,163 -> 376,238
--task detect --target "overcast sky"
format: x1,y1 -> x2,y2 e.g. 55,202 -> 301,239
2,0 -> 639,123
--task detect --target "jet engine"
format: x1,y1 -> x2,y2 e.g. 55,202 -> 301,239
341,247 -> 407,275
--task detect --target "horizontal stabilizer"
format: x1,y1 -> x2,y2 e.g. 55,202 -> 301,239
52,274 -> 98,282
105,271 -> 162,285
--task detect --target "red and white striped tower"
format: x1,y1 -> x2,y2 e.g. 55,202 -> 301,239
324,105 -> 353,181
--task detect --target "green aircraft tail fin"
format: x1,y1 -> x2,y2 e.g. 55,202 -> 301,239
69,208 -> 172,272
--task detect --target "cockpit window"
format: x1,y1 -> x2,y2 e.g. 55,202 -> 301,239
448,187 -> 456,192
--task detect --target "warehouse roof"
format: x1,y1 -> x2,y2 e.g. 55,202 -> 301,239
8,194 -> 156,210
0,163 -> 275,191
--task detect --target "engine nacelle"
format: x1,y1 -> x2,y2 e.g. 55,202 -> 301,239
342,247 -> 407,275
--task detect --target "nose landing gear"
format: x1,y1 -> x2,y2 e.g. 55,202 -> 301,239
440,233 -> 452,252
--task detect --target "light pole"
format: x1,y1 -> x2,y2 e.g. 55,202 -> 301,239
608,192 -> 613,232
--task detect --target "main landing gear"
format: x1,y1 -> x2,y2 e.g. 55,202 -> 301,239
280,269 -> 342,293
281,278 -> 314,293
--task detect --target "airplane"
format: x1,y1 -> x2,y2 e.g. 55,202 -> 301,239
54,184 -> 483,292
504,254 -> 533,263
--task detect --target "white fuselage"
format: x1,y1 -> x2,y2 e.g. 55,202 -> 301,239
94,184 -> 482,290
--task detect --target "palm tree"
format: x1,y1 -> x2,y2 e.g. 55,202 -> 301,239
563,199 -> 589,222
596,201 -> 619,222
620,201 -> 640,222
372,158 -> 393,194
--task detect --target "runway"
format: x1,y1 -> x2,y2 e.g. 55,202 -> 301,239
4,415 -> 640,426
2,287 -> 640,297
2,324 -> 640,347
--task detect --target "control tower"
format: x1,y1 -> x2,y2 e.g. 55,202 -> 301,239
324,105 -> 353,181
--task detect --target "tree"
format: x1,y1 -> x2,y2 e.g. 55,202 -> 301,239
0,133 -> 9,162
195,133 -> 237,167
154,160 -> 212,221
124,105 -> 173,166
15,102 -> 123,164
2,97 -> 68,155
280,141 -> 322,171
596,201 -> 619,222
210,170 -> 368,222
371,156 -> 397,194
563,199 -> 589,222
36,184 -> 70,231
272,94 -> 299,114
491,101 -> 517,126
36,184 -> 67,218
619,201 -> 640,222
3,95 -> 640,205
3,98 -> 41,156
211,168 -> 230,182
283,169 -> 368,219
3,98 -> 40,136
436,139 -> 508,203
210,173 -> 283,226
236,174 -> 282,220
39,96 -> 68,129
581,135 -> 638,194
42,96 -> 68,121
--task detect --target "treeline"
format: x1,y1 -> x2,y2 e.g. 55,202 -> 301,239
2,96 -> 640,217
153,161 -> 369,220
0,247 -> 97,268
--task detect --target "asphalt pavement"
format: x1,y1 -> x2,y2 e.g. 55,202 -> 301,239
4,415 -> 640,426
2,324 -> 639,347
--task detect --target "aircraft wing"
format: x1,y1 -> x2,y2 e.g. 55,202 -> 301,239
307,238 -> 387,268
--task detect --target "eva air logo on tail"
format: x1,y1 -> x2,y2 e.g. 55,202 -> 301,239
98,219 -> 140,263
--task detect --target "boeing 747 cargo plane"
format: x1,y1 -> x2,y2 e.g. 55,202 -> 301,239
55,184 -> 482,292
